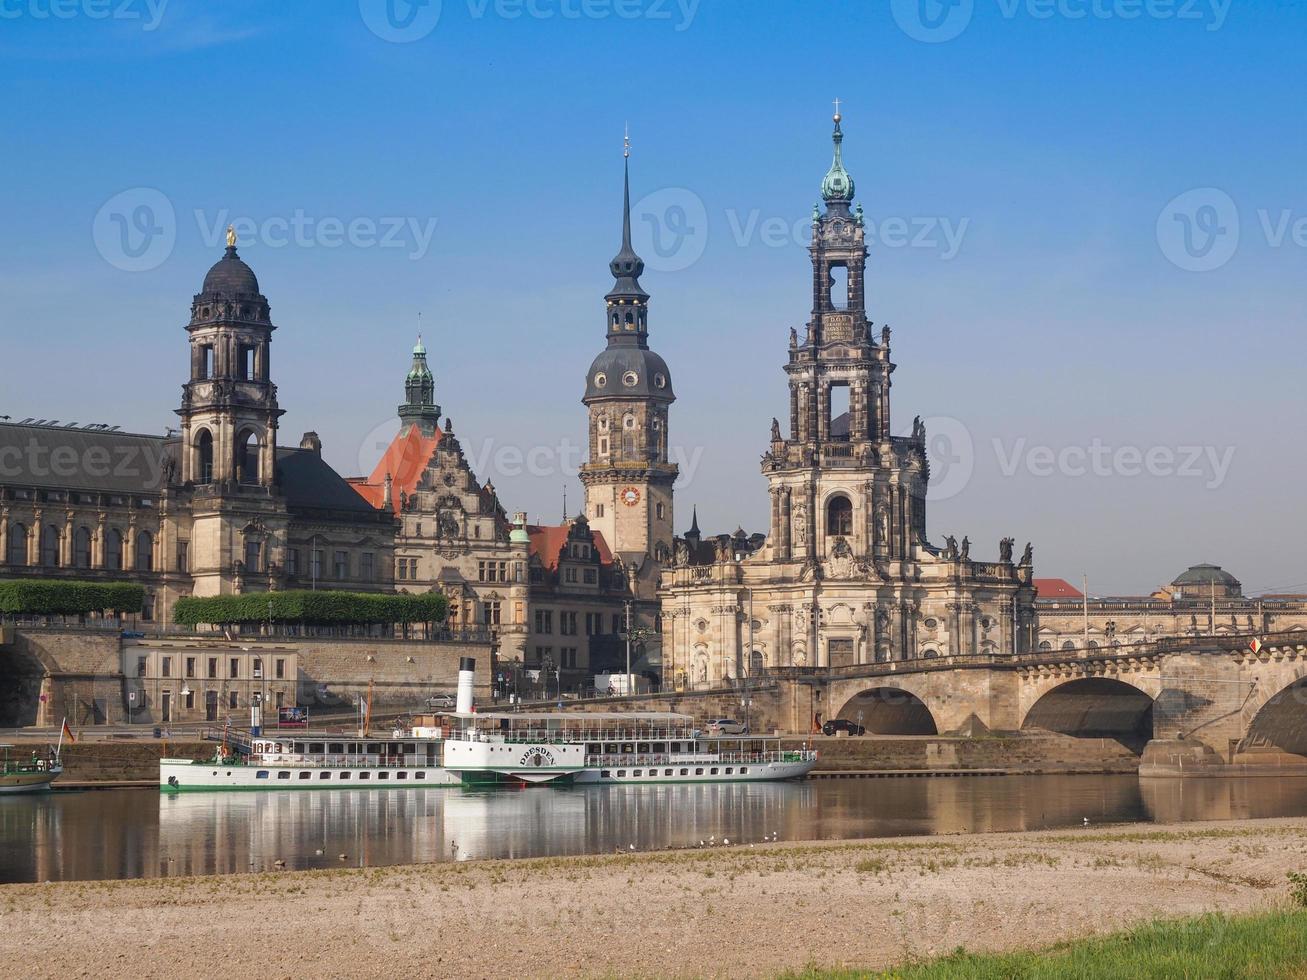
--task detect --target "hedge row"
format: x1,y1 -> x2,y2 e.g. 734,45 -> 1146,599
172,590 -> 448,627
0,579 -> 146,616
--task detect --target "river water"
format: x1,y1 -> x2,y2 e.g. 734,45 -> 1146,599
3,775 -> 1307,884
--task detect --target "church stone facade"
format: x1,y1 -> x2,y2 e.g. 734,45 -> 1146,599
660,113 -> 1038,689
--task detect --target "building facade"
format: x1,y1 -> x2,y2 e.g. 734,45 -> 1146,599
0,237 -> 397,619
1035,564 -> 1307,650
660,113 -> 1038,689
351,341 -> 530,663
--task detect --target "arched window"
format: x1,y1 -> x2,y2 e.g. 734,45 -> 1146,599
74,527 -> 93,568
135,531 -> 154,572
621,414 -> 637,458
40,524 -> 60,567
1038,640 -> 1053,651
236,430 -> 260,485
105,529 -> 124,570
7,523 -> 28,566
196,429 -> 214,483
826,495 -> 853,537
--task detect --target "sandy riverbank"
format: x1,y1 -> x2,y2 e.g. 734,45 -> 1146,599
3,817 -> 1304,978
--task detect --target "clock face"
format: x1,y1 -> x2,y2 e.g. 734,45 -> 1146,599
620,486 -> 641,507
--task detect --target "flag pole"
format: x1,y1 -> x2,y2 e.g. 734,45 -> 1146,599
55,716 -> 65,762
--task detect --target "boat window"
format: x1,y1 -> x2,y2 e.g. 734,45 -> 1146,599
741,767 -> 748,775
680,769 -> 688,776
329,743 -> 343,754
586,744 -> 600,755
359,772 -> 370,780
725,768 -> 733,775
415,772 -> 425,779
710,767 -> 719,775
695,768 -> 703,775
298,772 -> 311,780
653,743 -> 666,754
318,771 -> 329,779
670,742 -> 680,753
368,744 -> 383,754
404,744 -> 415,754
633,770 -> 642,777
397,772 -> 407,780
340,772 -> 351,780
309,743 -> 324,754
601,770 -> 611,778
256,770 -> 269,779
292,743 -> 303,752
664,769 -> 672,776
277,771 -> 290,780
617,770 -> 626,778
379,772 -> 389,780
621,743 -> 634,755
637,743 -> 649,754
605,744 -> 618,754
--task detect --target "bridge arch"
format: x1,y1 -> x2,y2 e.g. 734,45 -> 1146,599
1022,677 -> 1155,751
835,687 -> 939,735
1241,673 -> 1307,759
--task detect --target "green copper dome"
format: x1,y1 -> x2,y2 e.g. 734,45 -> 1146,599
407,334 -> 433,381
509,515 -> 531,545
820,113 -> 855,204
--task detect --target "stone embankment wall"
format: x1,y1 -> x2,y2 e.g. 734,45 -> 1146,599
0,628 -> 124,727
790,732 -> 1140,774
55,740 -> 211,783
292,637 -> 491,709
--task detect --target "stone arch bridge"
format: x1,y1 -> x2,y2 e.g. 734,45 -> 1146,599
770,631 -> 1307,761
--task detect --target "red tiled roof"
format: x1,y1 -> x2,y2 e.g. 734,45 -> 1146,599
1033,578 -> 1084,599
350,425 -> 442,513
528,523 -> 614,571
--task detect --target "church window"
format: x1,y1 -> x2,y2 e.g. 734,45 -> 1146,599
828,264 -> 849,310
285,548 -> 297,576
135,531 -> 154,572
414,522 -> 423,537
74,527 -> 92,568
177,540 -> 189,573
105,529 -> 124,570
1038,641 -> 1053,651
196,430 -> 214,484
625,312 -> 634,330
828,383 -> 850,438
243,537 -> 260,574
236,430 -> 260,485
656,502 -> 665,520
40,524 -> 60,567
237,344 -> 255,381
654,373 -> 666,389
826,495 -> 853,537
6,523 -> 27,566
595,503 -> 605,518
199,345 -> 213,379
598,415 -> 609,432
583,568 -> 597,584
622,371 -> 639,387
594,372 -> 607,388
923,618 -> 938,630
599,438 -> 609,456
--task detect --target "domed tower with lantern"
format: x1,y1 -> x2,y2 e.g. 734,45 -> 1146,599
579,136 -> 677,601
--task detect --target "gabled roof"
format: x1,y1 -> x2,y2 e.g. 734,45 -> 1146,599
350,424 -> 442,513
527,522 -> 614,571
274,448 -> 390,517
1033,578 -> 1084,600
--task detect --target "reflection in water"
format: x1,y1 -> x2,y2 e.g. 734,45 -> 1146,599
1,774 -> 1306,884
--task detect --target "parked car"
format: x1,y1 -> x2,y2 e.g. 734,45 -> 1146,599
706,718 -> 748,735
822,718 -> 866,737
423,694 -> 456,710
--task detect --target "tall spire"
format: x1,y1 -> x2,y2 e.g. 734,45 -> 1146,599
398,332 -> 441,436
821,102 -> 855,209
607,126 -> 649,317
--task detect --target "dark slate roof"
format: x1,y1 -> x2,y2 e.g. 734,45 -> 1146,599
584,346 -> 674,401
1173,563 -> 1240,587
201,246 -> 261,297
274,448 -> 385,516
0,422 -> 175,494
830,411 -> 851,439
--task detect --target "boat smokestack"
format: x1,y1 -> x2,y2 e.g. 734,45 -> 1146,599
456,657 -> 475,714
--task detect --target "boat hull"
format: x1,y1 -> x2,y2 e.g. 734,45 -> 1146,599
0,771 -> 60,794
159,758 -> 461,792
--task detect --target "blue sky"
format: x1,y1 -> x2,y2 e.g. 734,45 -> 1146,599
1,0 -> 1304,595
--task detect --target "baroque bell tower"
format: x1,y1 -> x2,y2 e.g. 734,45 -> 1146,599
579,135 -> 677,598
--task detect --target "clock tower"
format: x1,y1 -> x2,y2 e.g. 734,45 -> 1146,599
579,139 -> 677,600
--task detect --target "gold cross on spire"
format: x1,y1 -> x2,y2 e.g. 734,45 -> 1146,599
624,122 -> 631,159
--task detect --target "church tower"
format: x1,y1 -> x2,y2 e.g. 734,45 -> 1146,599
177,230 -> 289,595
579,138 -> 677,598
398,334 -> 441,437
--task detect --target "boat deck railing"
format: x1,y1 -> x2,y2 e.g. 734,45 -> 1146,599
586,750 -> 816,767
453,728 -> 781,745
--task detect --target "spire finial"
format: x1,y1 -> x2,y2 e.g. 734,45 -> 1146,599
624,121 -> 631,159
226,224 -> 237,249
832,96 -> 842,122
621,126 -> 633,252
821,103 -> 855,205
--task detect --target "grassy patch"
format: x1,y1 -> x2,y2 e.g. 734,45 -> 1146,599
782,910 -> 1307,979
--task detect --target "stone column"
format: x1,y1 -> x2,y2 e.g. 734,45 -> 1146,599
29,508 -> 42,565
0,508 -> 8,566
94,513 -> 106,568
61,511 -> 74,567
